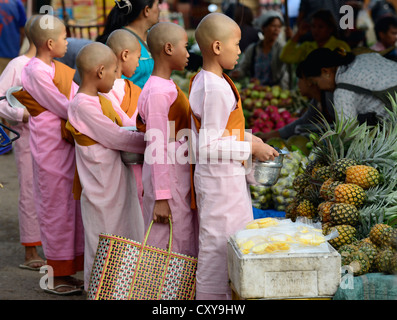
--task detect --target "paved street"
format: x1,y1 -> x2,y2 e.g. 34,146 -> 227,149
0,150 -> 85,300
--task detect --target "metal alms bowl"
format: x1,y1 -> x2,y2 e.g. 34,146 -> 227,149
252,148 -> 288,186
5,86 -> 25,126
120,126 -> 144,165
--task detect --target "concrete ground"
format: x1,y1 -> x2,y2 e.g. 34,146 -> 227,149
0,150 -> 86,300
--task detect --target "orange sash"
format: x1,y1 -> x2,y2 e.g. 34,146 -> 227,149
136,83 -> 191,137
188,73 -> 246,209
189,72 -> 245,141
120,79 -> 141,118
136,82 -> 196,208
12,60 -> 76,145
66,95 -> 123,200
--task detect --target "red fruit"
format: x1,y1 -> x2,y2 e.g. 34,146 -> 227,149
274,120 -> 286,129
253,118 -> 263,127
280,110 -> 291,120
252,127 -> 261,134
261,112 -> 270,121
287,117 -> 298,124
263,120 -> 274,129
253,108 -> 264,118
266,105 -> 278,114
270,112 -> 282,122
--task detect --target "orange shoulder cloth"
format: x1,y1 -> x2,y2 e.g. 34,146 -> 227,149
120,79 -> 141,118
66,95 -> 123,200
12,60 -> 76,144
189,72 -> 245,142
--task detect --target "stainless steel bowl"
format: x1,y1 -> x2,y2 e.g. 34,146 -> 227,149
120,126 -> 144,165
250,148 -> 288,186
6,86 -> 25,126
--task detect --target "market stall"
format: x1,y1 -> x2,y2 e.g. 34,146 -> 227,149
225,79 -> 397,299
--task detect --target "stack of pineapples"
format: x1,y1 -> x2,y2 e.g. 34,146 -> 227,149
338,223 -> 397,276
285,97 -> 397,276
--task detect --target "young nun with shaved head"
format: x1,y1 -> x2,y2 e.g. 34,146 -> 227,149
104,29 -> 145,212
189,13 -> 279,300
66,42 -> 146,291
12,15 -> 84,295
136,22 -> 198,259
0,15 -> 43,271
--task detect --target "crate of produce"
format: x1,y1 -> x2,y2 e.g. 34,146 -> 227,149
227,218 -> 341,299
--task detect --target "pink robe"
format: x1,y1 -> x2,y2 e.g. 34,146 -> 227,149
21,57 -> 84,274
68,92 -> 146,290
137,76 -> 198,258
103,78 -> 144,212
0,55 -> 41,246
189,70 -> 252,299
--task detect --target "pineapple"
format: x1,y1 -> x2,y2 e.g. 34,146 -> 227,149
322,222 -> 333,236
375,248 -> 396,274
292,174 -> 309,192
318,201 -> 334,223
334,183 -> 367,208
389,252 -> 397,274
325,180 -> 344,200
358,242 -> 378,271
338,243 -> 359,266
285,202 -> 298,222
369,224 -> 394,248
349,251 -> 371,276
319,178 -> 334,200
328,224 -> 357,249
305,159 -> 326,176
296,199 -> 316,219
312,165 -> 331,182
330,158 -> 358,181
345,165 -> 380,190
329,203 -> 359,226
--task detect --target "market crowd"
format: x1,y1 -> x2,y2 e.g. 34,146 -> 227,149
0,0 -> 397,299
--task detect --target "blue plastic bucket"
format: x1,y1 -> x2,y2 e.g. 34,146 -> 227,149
252,206 -> 286,219
0,123 -> 20,155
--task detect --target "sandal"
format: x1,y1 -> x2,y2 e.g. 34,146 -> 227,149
19,259 -> 46,271
44,284 -> 83,296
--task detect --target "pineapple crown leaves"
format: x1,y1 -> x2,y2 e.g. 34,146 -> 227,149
309,103 -> 368,162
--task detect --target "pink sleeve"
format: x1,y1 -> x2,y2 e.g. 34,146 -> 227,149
0,59 -> 25,122
21,63 -> 72,120
199,88 -> 250,161
144,91 -> 175,200
68,96 -> 146,153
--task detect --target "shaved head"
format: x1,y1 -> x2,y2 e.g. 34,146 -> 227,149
195,13 -> 239,52
29,15 -> 65,48
147,22 -> 186,56
76,42 -> 116,76
106,29 -> 140,56
24,14 -> 41,42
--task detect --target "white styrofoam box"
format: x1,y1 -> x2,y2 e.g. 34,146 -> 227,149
228,237 -> 341,299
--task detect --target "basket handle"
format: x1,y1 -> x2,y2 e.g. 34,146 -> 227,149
141,218 -> 173,255
0,122 -> 20,147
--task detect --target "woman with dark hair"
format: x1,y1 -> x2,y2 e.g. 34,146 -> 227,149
257,62 -> 335,141
280,9 -> 350,64
96,0 -> 160,88
230,10 -> 289,88
300,47 -> 397,123
231,3 -> 259,52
